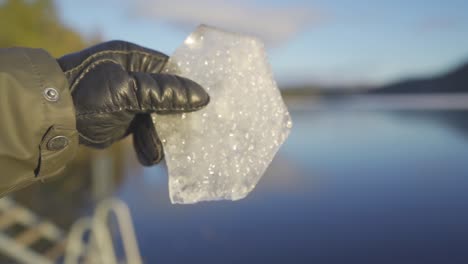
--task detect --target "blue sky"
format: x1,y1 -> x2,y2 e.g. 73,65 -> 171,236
56,0 -> 468,87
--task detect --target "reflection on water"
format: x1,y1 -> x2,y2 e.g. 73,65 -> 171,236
114,97 -> 468,264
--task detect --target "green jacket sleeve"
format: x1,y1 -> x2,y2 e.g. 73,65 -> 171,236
0,47 -> 78,196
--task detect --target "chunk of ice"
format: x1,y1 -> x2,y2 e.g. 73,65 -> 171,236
152,25 -> 292,204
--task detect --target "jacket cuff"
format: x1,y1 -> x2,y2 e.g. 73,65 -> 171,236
26,49 -> 78,179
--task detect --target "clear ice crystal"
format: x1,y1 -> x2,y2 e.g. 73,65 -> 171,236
152,25 -> 292,204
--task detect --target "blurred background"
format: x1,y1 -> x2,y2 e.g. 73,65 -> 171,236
1,0 -> 468,263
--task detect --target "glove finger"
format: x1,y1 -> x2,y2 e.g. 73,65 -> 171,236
131,73 -> 210,114
58,40 -> 169,78
132,114 -> 164,166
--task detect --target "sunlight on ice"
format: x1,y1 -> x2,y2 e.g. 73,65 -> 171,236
153,25 -> 292,204
184,36 -> 195,45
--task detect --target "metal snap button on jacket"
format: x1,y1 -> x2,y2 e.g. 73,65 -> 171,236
47,136 -> 69,151
43,87 -> 59,102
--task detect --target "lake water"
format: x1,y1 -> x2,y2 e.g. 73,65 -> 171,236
116,96 -> 468,264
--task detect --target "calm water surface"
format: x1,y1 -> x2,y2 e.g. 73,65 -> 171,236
117,97 -> 468,264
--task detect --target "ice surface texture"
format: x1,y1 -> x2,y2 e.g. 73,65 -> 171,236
152,25 -> 292,204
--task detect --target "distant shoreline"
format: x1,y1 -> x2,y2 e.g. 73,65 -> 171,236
284,93 -> 468,111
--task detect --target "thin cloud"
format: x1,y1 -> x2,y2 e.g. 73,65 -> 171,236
419,17 -> 464,33
133,0 -> 320,45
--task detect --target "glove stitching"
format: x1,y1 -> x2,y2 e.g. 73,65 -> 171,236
65,50 -> 166,76
76,103 -> 206,117
70,58 -> 121,92
77,131 -> 113,144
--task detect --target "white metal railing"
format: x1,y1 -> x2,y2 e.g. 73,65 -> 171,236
0,197 -> 65,264
64,198 -> 143,264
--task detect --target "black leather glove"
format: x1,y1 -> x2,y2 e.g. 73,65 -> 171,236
57,40 -> 210,166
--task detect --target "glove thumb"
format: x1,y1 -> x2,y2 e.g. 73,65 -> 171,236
132,114 -> 164,166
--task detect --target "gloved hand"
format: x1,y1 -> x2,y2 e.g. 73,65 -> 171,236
57,40 -> 209,166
